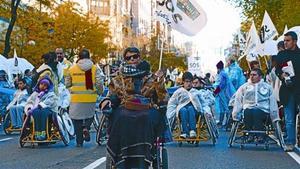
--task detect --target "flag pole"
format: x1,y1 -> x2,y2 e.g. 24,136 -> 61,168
158,25 -> 166,70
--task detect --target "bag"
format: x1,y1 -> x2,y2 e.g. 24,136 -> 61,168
124,95 -> 151,111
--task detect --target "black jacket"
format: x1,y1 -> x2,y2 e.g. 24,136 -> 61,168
275,48 -> 300,105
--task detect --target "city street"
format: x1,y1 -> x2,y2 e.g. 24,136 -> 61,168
1,126 -> 299,169
1,0 -> 300,169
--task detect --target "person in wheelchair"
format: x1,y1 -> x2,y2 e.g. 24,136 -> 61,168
101,47 -> 169,169
192,76 -> 215,116
6,79 -> 29,129
0,70 -> 13,120
232,68 -> 280,131
167,72 -> 202,139
24,76 -> 58,141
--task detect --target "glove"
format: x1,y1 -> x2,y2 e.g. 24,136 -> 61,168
213,86 -> 221,95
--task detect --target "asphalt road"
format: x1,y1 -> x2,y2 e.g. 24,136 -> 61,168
0,126 -> 299,169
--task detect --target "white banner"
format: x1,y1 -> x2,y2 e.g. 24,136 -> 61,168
155,0 -> 207,36
187,57 -> 202,76
259,11 -> 278,55
246,53 -> 258,62
245,21 -> 261,55
277,25 -> 289,42
259,11 -> 278,43
238,31 -> 246,50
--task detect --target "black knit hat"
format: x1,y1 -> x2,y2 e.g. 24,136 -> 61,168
216,61 -> 224,69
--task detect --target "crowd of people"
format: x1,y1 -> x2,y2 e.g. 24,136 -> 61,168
0,31 -> 299,167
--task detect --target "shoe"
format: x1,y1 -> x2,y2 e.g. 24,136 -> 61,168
76,143 -> 83,147
83,128 -> 90,142
284,144 -> 294,152
180,133 -> 187,139
189,130 -> 196,138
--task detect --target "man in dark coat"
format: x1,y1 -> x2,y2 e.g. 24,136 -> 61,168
275,31 -> 300,151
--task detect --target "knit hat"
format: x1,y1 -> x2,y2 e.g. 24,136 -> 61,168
39,78 -> 50,87
216,61 -> 224,69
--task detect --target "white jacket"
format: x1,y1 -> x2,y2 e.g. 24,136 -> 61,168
232,80 -> 280,122
167,87 -> 201,122
194,89 -> 215,114
6,89 -> 28,110
24,91 -> 58,114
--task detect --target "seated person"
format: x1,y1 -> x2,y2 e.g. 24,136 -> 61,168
0,70 -> 13,119
192,76 -> 215,116
101,47 -> 169,168
167,72 -> 202,139
232,68 -> 280,130
24,76 -> 58,141
57,83 -> 70,111
6,79 -> 29,129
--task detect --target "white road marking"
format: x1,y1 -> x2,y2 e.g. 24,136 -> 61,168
0,138 -> 13,142
270,135 -> 300,165
82,157 -> 106,169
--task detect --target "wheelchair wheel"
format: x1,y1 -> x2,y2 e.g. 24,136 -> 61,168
3,112 -> 12,135
106,152 -> 114,169
273,121 -> 285,149
153,146 -> 168,169
204,114 -> 216,145
56,115 -> 70,146
19,116 -> 31,148
60,111 -> 75,137
209,116 -> 219,139
296,113 -> 300,147
228,121 -> 239,147
96,114 -> 108,146
93,111 -> 100,131
161,148 -> 168,169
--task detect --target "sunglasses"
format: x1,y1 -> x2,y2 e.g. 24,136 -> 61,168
124,54 -> 140,61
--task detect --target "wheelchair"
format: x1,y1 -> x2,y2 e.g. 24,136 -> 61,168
105,135 -> 168,169
58,108 -> 75,138
19,111 -> 70,148
102,103 -> 169,169
93,87 -> 109,131
228,111 -> 285,150
172,112 -> 218,146
96,112 -> 109,146
2,110 -> 25,135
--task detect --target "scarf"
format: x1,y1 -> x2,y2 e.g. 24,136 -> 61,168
85,69 -> 94,90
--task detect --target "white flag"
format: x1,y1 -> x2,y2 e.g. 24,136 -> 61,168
246,53 -> 258,62
284,25 -> 289,34
259,11 -> 278,44
245,21 -> 261,55
277,25 -> 289,42
155,0 -> 207,36
238,31 -> 246,50
259,11 -> 278,55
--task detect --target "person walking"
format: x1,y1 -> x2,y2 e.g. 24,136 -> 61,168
65,49 -> 104,147
214,61 -> 236,127
275,31 -> 300,151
